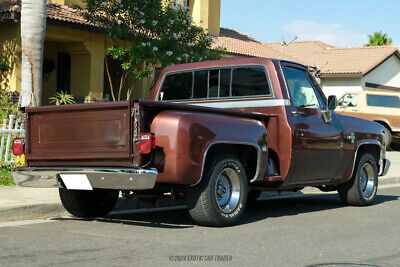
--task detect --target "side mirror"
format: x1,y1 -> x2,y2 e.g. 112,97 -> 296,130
328,95 -> 338,110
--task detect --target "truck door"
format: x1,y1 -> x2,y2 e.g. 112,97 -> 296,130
282,64 -> 344,182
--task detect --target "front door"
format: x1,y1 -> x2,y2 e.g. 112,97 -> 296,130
282,64 -> 344,183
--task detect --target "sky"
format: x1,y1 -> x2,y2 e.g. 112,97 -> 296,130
220,0 -> 400,48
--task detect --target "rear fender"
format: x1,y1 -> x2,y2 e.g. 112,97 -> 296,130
150,110 -> 268,185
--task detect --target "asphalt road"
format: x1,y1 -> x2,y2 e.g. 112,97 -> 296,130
386,151 -> 400,178
1,186 -> 400,267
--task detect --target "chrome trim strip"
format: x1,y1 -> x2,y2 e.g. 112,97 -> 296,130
190,99 -> 289,109
192,141 -> 265,186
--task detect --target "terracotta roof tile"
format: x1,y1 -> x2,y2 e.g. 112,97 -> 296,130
214,27 -> 300,62
264,41 -> 400,76
0,0 -> 95,28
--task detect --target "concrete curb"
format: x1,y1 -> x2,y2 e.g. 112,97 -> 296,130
1,176 -> 399,222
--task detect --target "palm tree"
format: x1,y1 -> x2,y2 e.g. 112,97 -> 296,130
365,31 -> 393,47
20,0 -> 47,107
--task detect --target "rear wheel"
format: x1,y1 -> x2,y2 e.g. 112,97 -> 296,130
186,155 -> 248,227
59,188 -> 119,217
338,153 -> 378,206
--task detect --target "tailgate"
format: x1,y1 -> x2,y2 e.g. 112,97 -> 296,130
25,101 -> 133,167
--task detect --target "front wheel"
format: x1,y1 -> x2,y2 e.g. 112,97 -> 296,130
59,188 -> 119,217
338,153 -> 378,206
186,155 -> 248,227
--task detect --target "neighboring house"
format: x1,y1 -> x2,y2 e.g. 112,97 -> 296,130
265,41 -> 400,98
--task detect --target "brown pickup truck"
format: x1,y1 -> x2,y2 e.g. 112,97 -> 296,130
13,58 -> 391,226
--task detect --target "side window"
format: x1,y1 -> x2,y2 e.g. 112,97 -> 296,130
339,94 -> 359,107
232,67 -> 270,96
367,95 -> 400,108
283,67 -> 326,109
159,72 -> 192,100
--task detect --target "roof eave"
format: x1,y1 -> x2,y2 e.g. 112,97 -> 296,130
362,51 -> 399,77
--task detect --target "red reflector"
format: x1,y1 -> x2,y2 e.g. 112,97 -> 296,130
12,138 -> 24,156
140,133 -> 153,154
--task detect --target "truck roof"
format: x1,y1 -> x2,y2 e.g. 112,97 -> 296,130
161,57 -> 305,74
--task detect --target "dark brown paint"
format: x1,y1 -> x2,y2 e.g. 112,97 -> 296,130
24,57 -> 385,189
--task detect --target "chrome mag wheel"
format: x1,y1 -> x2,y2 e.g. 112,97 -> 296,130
214,167 -> 241,213
360,163 -> 375,198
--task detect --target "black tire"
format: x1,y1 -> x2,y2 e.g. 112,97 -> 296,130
338,153 -> 378,206
247,190 -> 261,203
59,188 -> 119,217
186,154 -> 248,227
382,126 -> 392,150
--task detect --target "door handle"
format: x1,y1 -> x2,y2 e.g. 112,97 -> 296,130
292,110 -> 305,116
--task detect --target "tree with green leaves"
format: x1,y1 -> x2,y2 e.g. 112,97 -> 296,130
82,0 -> 225,101
365,31 -> 393,47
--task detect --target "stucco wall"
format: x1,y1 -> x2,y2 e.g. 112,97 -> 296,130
0,22 -> 21,93
191,0 -> 221,36
320,77 -> 363,98
362,55 -> 400,89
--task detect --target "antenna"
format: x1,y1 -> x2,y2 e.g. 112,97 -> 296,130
309,60 -> 328,84
281,35 -> 298,52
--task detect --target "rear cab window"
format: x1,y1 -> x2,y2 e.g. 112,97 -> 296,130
366,94 -> 400,108
158,66 -> 272,101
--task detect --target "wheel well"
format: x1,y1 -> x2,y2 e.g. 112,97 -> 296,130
357,144 -> 380,168
374,120 -> 392,133
205,143 -> 258,182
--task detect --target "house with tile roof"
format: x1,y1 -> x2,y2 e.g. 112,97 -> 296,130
264,41 -> 400,98
0,0 -> 226,103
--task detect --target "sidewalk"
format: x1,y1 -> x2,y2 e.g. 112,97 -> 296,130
1,151 -> 399,221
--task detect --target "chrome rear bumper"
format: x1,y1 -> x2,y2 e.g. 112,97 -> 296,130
12,167 -> 158,190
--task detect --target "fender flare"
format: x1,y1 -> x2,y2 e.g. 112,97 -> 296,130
193,141 -> 266,186
348,139 -> 384,180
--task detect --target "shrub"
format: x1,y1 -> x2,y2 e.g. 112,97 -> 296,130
49,91 -> 76,105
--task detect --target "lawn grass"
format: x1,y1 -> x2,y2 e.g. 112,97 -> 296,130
0,168 -> 15,186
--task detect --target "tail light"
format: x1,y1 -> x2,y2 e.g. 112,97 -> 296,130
139,133 -> 156,154
12,138 -> 24,156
